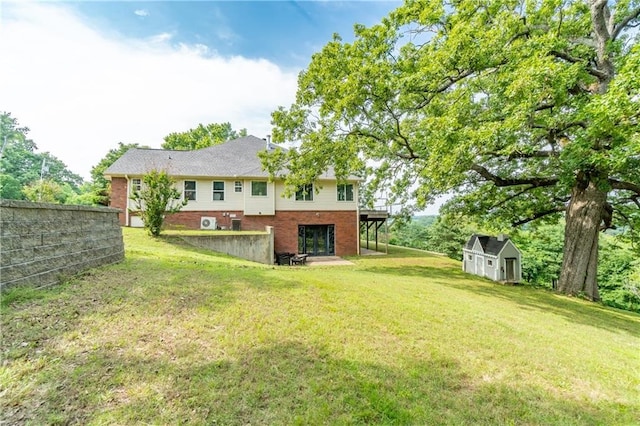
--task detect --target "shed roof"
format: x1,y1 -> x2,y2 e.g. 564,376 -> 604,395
464,234 -> 512,256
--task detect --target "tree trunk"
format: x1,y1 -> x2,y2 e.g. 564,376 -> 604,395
558,177 -> 607,301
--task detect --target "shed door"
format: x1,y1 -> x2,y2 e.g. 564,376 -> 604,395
505,258 -> 516,281
476,255 -> 484,277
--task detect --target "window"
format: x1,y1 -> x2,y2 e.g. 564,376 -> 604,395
212,181 -> 225,201
487,259 -> 493,266
295,184 -> 314,201
337,183 -> 354,201
234,181 -> 243,193
251,181 -> 267,196
131,178 -> 141,194
467,254 -> 473,261
184,180 -> 196,201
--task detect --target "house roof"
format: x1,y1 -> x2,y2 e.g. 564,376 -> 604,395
104,135 -> 355,180
104,135 -> 275,178
464,234 -> 513,256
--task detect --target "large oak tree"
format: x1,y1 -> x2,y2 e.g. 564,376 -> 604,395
162,122 -> 247,150
264,0 -> 640,300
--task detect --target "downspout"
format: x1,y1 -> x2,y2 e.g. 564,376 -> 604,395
125,174 -> 130,226
356,182 -> 361,255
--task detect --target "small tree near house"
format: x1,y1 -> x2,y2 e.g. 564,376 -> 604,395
130,169 -> 187,237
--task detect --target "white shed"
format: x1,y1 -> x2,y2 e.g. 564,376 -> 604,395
462,234 -> 522,283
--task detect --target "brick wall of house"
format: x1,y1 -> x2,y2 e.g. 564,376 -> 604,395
107,177 -> 359,255
109,177 -> 128,226
163,210 -> 358,256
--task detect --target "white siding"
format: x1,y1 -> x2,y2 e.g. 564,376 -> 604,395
463,250 -> 474,273
485,256 -> 498,280
498,241 -> 522,282
274,181 -> 358,211
126,177 -> 359,216
181,179 -> 245,211
244,180 -> 276,215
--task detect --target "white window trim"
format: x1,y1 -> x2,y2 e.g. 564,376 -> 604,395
234,181 -> 243,193
184,180 -> 197,201
337,183 -> 354,202
130,178 -> 142,194
212,181 -> 225,201
251,181 -> 268,197
295,184 -> 314,201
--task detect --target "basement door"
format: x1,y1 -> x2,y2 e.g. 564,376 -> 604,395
298,225 -> 335,256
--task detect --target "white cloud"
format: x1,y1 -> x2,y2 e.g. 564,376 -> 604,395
0,3 -> 298,179
134,9 -> 149,17
147,32 -> 173,44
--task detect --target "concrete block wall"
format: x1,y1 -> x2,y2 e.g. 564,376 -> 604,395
0,200 -> 124,290
179,226 -> 274,265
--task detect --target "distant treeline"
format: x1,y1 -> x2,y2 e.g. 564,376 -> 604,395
387,216 -> 640,313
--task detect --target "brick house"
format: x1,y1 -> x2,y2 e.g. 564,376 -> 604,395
104,135 -> 360,256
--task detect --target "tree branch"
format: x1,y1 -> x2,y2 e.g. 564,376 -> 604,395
610,179 -> 640,195
612,7 -> 640,41
550,49 -> 609,79
512,206 -> 566,227
471,164 -> 559,187
415,69 -> 475,109
485,150 -> 558,160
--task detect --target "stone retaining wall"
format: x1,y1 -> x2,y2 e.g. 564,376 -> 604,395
0,200 -> 124,290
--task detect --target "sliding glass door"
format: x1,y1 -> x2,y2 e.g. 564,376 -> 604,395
298,225 -> 335,256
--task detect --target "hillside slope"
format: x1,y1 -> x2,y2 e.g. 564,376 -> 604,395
2,228 -> 639,425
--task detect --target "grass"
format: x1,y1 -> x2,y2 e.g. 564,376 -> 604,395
2,228 -> 639,425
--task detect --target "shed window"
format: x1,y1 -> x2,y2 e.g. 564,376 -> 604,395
467,254 -> 472,261
487,259 -> 493,266
337,184 -> 354,201
295,184 -> 314,201
212,181 -> 225,201
234,181 -> 243,193
184,181 -> 196,201
251,181 -> 267,197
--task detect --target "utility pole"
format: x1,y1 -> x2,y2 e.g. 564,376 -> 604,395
0,135 -> 7,159
38,158 -> 48,201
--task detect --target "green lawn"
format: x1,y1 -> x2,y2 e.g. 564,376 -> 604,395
2,228 -> 639,425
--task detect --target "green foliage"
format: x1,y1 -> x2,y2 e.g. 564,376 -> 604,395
392,217 -> 640,312
0,174 -> 23,199
388,216 -> 434,249
161,122 -> 247,150
130,170 -> 187,237
1,112 -> 84,200
90,142 -> 142,205
512,224 -> 565,287
426,215 -> 477,260
265,0 -> 640,298
390,215 -> 477,260
22,179 -> 75,204
598,239 -> 640,312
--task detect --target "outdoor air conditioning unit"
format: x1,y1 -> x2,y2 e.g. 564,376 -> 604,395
200,216 -> 217,230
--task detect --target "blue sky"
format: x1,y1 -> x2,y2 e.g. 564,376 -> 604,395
72,1 -> 398,68
1,1 -> 399,181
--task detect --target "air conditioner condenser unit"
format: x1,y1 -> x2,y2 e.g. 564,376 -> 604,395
200,216 -> 217,230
